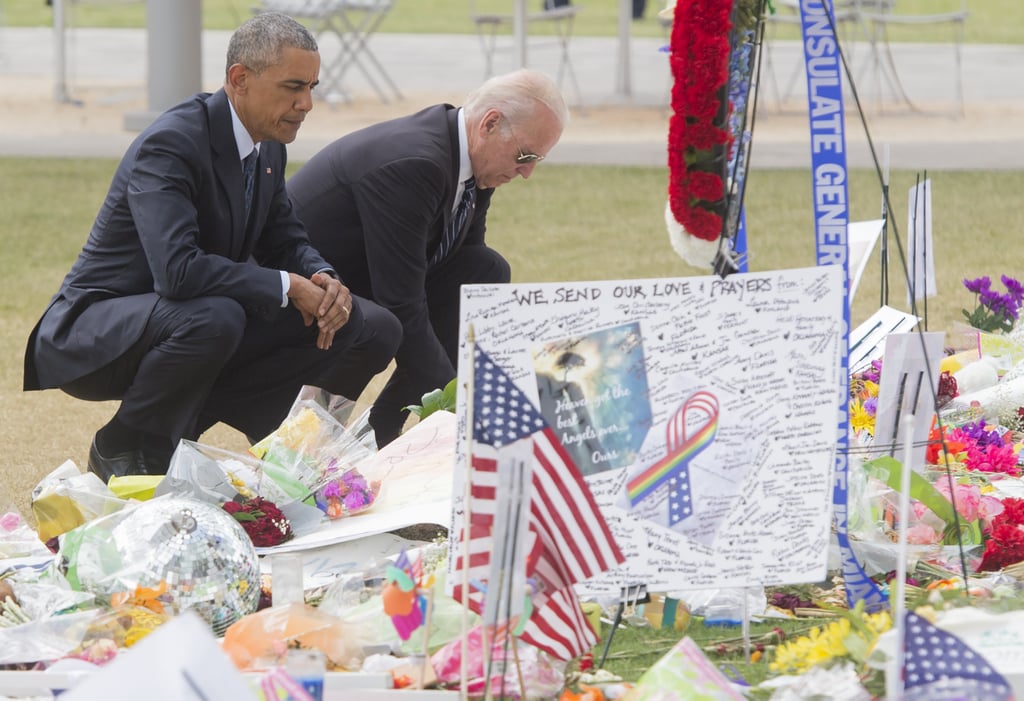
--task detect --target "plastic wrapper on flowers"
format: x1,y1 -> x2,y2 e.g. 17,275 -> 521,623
843,454 -> 986,576
431,624 -> 566,699
30,460 -> 129,543
62,604 -> 170,665
249,399 -> 383,520
0,510 -> 52,560
320,565 -> 474,656
154,440 -> 325,538
0,609 -> 101,666
1,578 -> 95,627
759,662 -> 871,701
221,601 -> 367,672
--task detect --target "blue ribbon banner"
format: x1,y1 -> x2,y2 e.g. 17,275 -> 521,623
735,209 -> 748,273
798,0 -> 887,610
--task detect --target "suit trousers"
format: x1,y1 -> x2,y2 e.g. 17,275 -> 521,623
368,245 -> 511,446
62,293 -> 401,445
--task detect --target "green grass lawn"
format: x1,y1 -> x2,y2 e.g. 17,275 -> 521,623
0,152 -> 1020,694
3,0 -> 1021,44
4,157 -> 1023,520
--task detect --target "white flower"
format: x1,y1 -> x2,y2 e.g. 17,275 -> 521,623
665,200 -> 719,269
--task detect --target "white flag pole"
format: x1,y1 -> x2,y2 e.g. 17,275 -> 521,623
459,324 -> 477,701
886,413 -> 915,701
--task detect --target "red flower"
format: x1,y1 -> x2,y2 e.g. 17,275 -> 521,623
223,496 -> 293,548
978,497 -> 1024,571
998,497 -> 1024,526
979,523 -> 1024,571
936,371 -> 958,408
666,0 -> 736,243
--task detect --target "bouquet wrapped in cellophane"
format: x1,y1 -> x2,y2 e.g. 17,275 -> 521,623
248,398 -> 382,521
155,390 -> 382,549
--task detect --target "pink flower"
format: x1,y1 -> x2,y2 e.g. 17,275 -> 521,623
933,481 -> 1004,525
965,442 -> 1021,477
907,523 -> 942,545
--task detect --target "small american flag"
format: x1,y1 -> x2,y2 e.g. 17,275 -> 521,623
902,611 -> 1013,700
453,346 -> 624,660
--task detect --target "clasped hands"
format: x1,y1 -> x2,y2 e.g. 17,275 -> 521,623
287,271 -> 352,350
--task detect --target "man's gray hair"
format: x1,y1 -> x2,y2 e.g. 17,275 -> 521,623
225,12 -> 317,76
463,68 -> 570,130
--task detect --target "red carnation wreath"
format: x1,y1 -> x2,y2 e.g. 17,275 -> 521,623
665,0 -> 736,267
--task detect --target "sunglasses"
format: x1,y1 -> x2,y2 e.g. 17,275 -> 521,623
506,119 -> 545,165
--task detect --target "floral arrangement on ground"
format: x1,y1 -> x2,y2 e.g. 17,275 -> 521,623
4,277 -> 1024,698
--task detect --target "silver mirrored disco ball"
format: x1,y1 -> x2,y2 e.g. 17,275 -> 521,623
70,497 -> 260,636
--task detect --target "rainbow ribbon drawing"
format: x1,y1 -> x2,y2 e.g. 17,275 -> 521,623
627,391 -> 720,525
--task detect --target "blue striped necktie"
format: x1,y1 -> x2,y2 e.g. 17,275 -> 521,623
430,177 -> 476,267
242,148 -> 258,220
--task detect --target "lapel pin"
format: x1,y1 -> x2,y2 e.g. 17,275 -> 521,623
266,167 -> 272,174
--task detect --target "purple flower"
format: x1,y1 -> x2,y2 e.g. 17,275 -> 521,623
963,275 -> 1022,332
344,490 -> 368,511
343,470 -> 368,493
864,396 -> 878,416
961,420 -> 1003,449
863,359 -> 883,384
1002,275 -> 1024,306
964,276 -> 992,294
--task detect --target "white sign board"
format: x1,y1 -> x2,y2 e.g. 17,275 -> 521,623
61,612 -> 255,701
848,218 -> 885,302
907,178 -> 936,303
453,267 -> 845,593
872,331 -> 946,468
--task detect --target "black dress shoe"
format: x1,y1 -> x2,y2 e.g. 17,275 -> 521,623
87,437 -> 145,482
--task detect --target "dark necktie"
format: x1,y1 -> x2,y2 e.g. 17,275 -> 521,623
430,177 -> 476,267
242,148 -> 258,220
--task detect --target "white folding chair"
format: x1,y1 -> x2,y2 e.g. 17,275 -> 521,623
469,0 -> 584,108
327,0 -> 402,103
856,0 -> 968,115
256,0 -> 401,104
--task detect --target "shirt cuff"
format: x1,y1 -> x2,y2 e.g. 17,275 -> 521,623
279,270 -> 289,308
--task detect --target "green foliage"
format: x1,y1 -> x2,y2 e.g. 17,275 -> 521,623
863,456 -> 984,545
404,377 -> 458,420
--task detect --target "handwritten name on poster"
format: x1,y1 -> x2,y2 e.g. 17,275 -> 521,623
452,267 -> 844,592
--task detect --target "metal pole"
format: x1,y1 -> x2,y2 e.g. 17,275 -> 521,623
514,0 -> 528,68
125,0 -> 202,130
615,0 -> 632,97
52,0 -> 78,104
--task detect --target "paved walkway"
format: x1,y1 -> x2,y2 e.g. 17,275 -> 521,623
0,27 -> 1022,169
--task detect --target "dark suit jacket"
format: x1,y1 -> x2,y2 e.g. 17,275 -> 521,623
24,88 -> 331,390
287,104 -> 495,397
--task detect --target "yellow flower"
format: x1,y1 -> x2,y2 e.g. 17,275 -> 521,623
769,607 -> 892,676
850,400 -> 875,436
770,618 -> 851,674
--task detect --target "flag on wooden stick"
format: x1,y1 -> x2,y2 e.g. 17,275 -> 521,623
454,346 -> 625,660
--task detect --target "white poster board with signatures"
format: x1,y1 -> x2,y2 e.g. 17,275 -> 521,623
453,266 -> 845,593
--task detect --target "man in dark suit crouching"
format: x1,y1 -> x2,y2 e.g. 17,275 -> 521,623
23,12 -> 401,480
288,69 -> 568,447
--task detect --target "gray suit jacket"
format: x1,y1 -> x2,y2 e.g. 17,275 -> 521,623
24,88 -> 331,390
